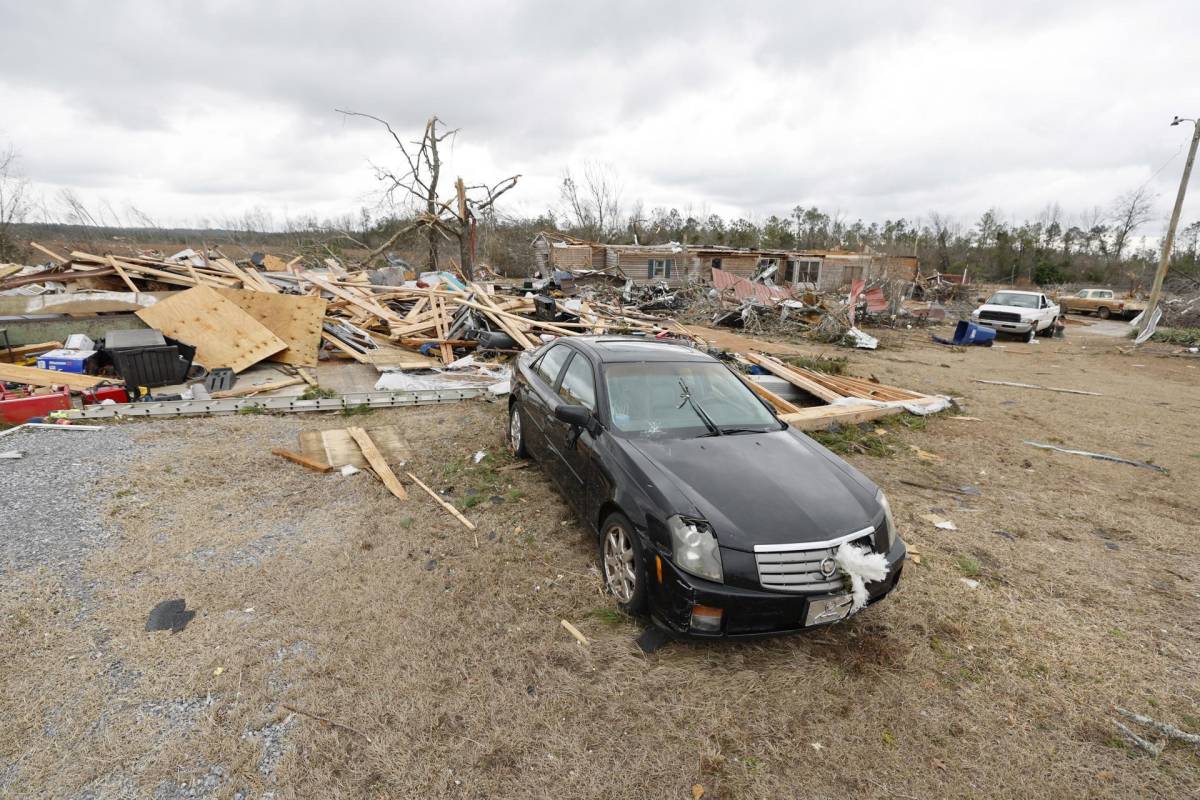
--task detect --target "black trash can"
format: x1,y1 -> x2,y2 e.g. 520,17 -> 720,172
104,329 -> 197,389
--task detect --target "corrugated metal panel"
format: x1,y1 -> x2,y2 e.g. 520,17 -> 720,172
711,268 -> 792,304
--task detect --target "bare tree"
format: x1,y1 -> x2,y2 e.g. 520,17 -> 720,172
0,144 -> 31,261
337,111 -> 519,280
1109,187 -> 1155,264
559,162 -> 623,242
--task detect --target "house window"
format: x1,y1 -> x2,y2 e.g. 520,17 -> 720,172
788,259 -> 820,284
648,258 -> 674,279
711,257 -> 722,270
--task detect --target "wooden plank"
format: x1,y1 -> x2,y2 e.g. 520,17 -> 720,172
0,363 -> 108,390
214,288 -> 327,367
29,242 -> 68,263
778,403 -> 904,430
211,376 -> 304,398
743,353 -> 843,404
406,470 -> 475,530
272,448 -> 332,473
134,284 -> 288,372
302,271 -> 402,324
321,332 -> 370,363
0,341 -> 62,363
363,347 -> 442,370
741,376 -> 802,414
348,426 -> 408,500
106,255 -> 140,294
298,426 -> 410,469
432,294 -> 454,364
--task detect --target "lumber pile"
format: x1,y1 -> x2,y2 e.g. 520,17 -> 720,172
739,352 -> 947,431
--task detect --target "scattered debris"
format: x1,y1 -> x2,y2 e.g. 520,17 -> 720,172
1111,706 -> 1200,757
560,619 -> 589,646
348,427 -> 409,500
406,471 -> 476,530
920,513 -> 958,530
973,379 -> 1102,396
960,578 -> 981,589
272,448 -> 332,473
1024,441 -> 1168,473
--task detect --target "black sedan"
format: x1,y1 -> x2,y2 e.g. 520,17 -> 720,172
507,336 -> 905,638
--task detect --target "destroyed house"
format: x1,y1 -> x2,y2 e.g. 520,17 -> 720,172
603,243 -> 690,287
531,231 -> 606,274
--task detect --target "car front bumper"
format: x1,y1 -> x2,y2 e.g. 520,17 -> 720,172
972,317 -> 1033,333
647,540 -> 906,639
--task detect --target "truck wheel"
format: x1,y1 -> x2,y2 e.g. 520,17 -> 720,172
1024,326 -> 1036,343
1097,306 -> 1111,320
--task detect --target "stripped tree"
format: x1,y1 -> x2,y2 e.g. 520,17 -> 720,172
336,112 -> 519,280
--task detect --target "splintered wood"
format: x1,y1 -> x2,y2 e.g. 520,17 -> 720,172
347,426 -> 408,500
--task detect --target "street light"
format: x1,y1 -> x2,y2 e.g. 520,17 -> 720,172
1137,115 -> 1200,340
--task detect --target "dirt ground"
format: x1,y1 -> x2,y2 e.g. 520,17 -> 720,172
2,320 -> 1199,799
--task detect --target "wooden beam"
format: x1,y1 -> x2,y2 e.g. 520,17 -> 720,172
0,363 -> 109,390
210,377 -> 304,398
405,470 -> 475,530
742,353 -> 843,404
29,242 -> 68,263
106,255 -> 141,294
347,426 -> 409,500
0,341 -> 63,363
272,448 -> 332,473
778,403 -> 904,430
741,376 -> 802,414
321,332 -> 371,363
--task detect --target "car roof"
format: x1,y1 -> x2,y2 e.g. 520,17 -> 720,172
557,335 -> 715,364
993,289 -> 1041,296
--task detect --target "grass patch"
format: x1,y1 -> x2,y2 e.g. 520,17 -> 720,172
586,607 -> 627,626
1148,327 -> 1200,346
461,494 -> 482,509
809,424 -> 893,457
237,404 -> 266,415
956,555 -> 982,577
505,489 -> 526,502
299,385 -> 338,400
340,403 -> 373,417
782,353 -> 850,375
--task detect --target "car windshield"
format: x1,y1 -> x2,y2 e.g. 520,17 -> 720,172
986,292 -> 1039,309
604,361 -> 782,437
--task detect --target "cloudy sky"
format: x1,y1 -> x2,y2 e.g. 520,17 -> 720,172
1,1 -> 1198,234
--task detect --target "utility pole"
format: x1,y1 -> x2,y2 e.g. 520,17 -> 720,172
1138,115 -> 1200,337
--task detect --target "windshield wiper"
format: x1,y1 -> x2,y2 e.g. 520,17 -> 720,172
677,379 -> 721,436
716,427 -> 764,435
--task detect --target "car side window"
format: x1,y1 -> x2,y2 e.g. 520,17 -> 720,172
558,354 -> 597,411
533,345 -> 572,389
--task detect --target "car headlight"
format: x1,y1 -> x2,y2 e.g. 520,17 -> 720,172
668,515 -> 723,583
876,489 -> 896,552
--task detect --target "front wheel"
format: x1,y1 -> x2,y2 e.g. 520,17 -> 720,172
1024,325 -> 1036,343
1097,306 -> 1111,320
508,403 -> 528,457
599,512 -> 647,614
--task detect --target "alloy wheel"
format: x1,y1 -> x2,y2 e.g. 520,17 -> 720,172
509,407 -> 522,451
603,525 -> 636,603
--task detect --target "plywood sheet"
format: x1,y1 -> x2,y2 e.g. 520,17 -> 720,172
214,288 -> 326,367
134,284 -> 287,372
298,425 -> 411,469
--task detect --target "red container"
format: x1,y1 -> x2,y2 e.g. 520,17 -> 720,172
82,385 -> 130,405
0,386 -> 73,424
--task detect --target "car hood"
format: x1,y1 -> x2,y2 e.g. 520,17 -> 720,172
974,303 -> 1035,316
626,429 -> 880,551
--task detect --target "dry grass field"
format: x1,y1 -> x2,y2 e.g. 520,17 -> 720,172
2,323 -> 1198,799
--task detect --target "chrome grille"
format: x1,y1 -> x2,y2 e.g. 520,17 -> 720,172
753,527 -> 875,594
978,310 -> 1021,323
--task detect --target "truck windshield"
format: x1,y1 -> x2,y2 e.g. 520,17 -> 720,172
986,292 -> 1039,309
604,362 -> 782,437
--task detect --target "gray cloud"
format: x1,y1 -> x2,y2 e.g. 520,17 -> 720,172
1,0 -> 1197,229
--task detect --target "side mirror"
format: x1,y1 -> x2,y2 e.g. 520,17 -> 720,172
555,404 -> 592,428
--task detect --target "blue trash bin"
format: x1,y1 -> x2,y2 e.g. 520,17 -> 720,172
952,320 -> 997,346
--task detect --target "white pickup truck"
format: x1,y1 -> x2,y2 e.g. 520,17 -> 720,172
969,290 -> 1060,342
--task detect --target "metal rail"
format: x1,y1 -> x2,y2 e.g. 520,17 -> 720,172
64,389 -> 485,419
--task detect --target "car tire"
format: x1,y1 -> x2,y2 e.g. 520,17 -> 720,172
599,512 -> 647,614
508,403 -> 528,458
1024,325 -> 1036,343
1098,306 -> 1111,320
